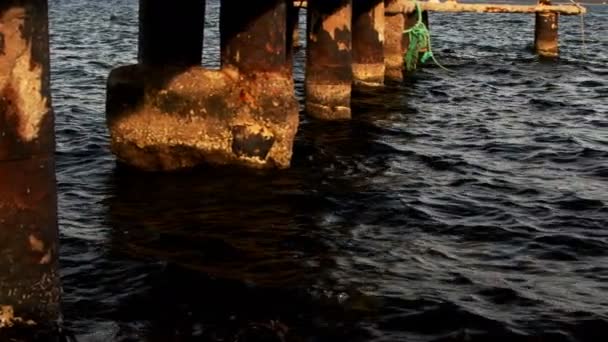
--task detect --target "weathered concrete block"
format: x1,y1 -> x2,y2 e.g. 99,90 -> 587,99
106,65 -> 299,171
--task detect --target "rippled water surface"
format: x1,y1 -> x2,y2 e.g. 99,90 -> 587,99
45,0 -> 608,341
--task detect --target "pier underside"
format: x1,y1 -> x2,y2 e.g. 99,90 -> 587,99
0,0 -> 589,328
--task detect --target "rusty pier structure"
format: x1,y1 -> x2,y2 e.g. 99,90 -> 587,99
0,0 -> 587,328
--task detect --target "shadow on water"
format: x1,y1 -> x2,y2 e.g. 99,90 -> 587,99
85,102 -> 410,341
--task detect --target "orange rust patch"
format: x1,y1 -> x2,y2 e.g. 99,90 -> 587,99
28,234 -> 45,253
0,6 -> 49,142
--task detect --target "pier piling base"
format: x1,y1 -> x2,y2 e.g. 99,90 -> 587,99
107,0 -> 298,171
106,66 -> 298,171
306,0 -> 353,120
535,12 -> 559,58
0,0 -> 60,325
353,0 -> 385,87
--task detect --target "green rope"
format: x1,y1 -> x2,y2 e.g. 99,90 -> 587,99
403,1 -> 450,72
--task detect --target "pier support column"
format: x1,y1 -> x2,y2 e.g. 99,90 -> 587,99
288,3 -> 301,51
422,10 -> 429,29
306,0 -> 353,120
0,0 -> 60,326
352,0 -> 385,87
219,0 -> 299,166
534,0 -> 559,58
221,0 -> 290,74
384,0 -> 404,82
138,0 -> 206,66
107,0 -> 298,170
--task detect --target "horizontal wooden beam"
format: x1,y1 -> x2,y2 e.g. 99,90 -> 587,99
294,1 -> 587,16
389,1 -> 587,15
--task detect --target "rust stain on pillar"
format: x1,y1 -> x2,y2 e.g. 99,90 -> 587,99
384,0 -> 404,82
139,0 -> 205,66
221,0 -> 288,74
107,0 -> 299,170
352,0 -> 385,87
220,0 -> 299,167
535,7 -> 559,58
0,0 -> 60,325
306,0 -> 353,120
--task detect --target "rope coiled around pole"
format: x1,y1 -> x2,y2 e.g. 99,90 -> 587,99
403,0 -> 450,72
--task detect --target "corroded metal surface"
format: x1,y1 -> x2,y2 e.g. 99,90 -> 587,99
139,0 -> 206,66
535,12 -> 559,58
352,0 -> 385,86
305,0 -> 353,120
0,0 -> 60,326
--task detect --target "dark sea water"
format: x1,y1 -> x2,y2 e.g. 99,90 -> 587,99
44,0 -> 608,341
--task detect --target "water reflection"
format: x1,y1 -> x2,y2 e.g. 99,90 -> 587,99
100,135 -> 384,340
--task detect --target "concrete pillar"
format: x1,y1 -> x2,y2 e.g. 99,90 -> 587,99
287,2 -> 300,76
535,1 -> 559,58
107,0 -> 299,170
352,0 -> 385,87
139,0 -> 206,66
288,4 -> 301,50
221,0 -> 290,74
384,0 -> 404,82
306,0 -> 353,120
0,0 -> 60,326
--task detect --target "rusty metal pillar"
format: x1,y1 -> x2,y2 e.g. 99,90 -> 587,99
535,0 -> 559,58
306,0 -> 353,120
0,0 -> 60,326
139,0 -> 206,66
352,0 -> 385,87
384,0 -> 404,82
